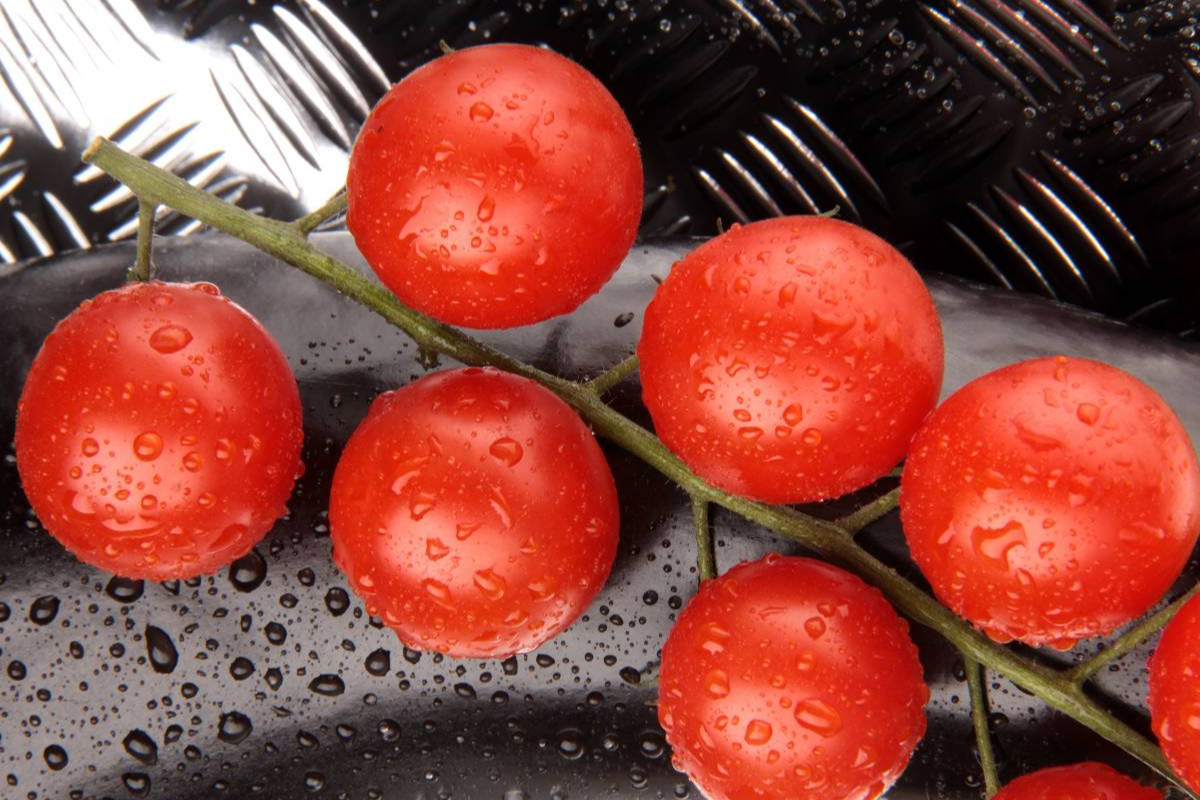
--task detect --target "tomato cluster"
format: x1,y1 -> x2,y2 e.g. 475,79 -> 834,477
13,42 -> 1200,799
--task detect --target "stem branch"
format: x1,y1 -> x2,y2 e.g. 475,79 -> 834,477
585,353 -> 639,395
129,199 -> 157,282
80,137 -> 1196,797
1068,583 -> 1200,687
966,656 -> 1001,796
692,495 -> 716,581
837,486 -> 900,534
293,191 -> 348,236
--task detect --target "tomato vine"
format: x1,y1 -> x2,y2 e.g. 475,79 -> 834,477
82,135 -> 1198,798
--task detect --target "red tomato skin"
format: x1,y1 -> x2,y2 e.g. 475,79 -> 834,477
347,43 -> 642,329
657,555 -> 928,800
992,763 -> 1163,800
328,367 -> 619,658
638,216 -> 943,503
901,356 -> 1200,648
1149,593 -> 1200,792
14,281 -> 303,580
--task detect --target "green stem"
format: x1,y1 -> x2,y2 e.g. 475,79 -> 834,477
965,656 -> 1001,796
836,486 -> 900,534
586,353 -> 639,395
80,136 -> 1195,797
293,191 -> 348,236
691,495 -> 716,581
129,199 -> 157,282
1068,582 -> 1200,688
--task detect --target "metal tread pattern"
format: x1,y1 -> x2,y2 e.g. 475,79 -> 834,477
0,0 -> 1196,338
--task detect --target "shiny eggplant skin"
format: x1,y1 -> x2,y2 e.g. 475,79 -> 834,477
0,233 -> 1197,799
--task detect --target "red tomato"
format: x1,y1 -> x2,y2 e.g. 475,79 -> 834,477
991,763 -> 1163,800
347,43 -> 642,329
658,555 -> 928,800
328,367 -> 619,657
14,281 -> 303,580
1149,592 -> 1200,792
638,216 -> 943,503
901,356 -> 1200,648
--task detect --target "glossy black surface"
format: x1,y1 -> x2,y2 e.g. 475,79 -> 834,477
0,234 -> 1198,799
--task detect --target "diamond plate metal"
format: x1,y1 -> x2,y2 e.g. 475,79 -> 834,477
0,0 -> 1195,337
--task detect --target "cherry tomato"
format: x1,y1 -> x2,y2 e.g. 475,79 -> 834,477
638,216 -> 943,503
991,763 -> 1163,800
901,356 -> 1200,648
15,281 -> 303,580
347,43 -> 642,329
328,367 -> 619,657
1149,592 -> 1200,792
658,555 -> 928,800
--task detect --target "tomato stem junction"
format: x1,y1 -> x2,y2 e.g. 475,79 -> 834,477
691,495 -> 716,581
293,191 -> 348,237
836,485 -> 900,535
79,136 -> 1197,798
129,199 -> 157,282
585,353 -> 639,395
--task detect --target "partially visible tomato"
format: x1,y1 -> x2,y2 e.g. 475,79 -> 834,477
347,43 -> 642,329
328,367 -> 619,657
657,555 -> 928,800
991,763 -> 1163,800
901,356 -> 1200,648
638,216 -> 943,503
15,281 -> 303,580
1149,592 -> 1200,792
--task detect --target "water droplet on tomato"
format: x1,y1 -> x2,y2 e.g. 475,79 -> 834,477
469,102 -> 494,122
477,194 -> 496,221
704,669 -> 730,698
804,617 -> 827,639
81,437 -> 99,457
527,577 -> 557,601
426,538 -> 449,560
489,437 -> 523,466
744,719 -> 772,745
970,520 -> 1028,568
149,325 -> 192,354
410,492 -> 437,520
801,428 -> 822,447
794,698 -> 842,737
783,404 -> 803,426
133,431 -> 163,461
473,568 -> 507,600
182,452 -> 203,472
423,578 -> 452,605
1076,402 -> 1100,425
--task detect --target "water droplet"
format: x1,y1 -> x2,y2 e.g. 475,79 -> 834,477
473,568 -> 507,600
230,657 -> 255,681
469,101 -> 494,122
264,622 -> 287,645
149,324 -> 192,354
557,730 -> 585,760
304,771 -> 325,792
365,648 -> 391,676
29,595 -> 59,625
477,194 -> 496,221
43,744 -> 68,771
489,437 -> 523,466
265,667 -> 283,690
182,451 -> 203,472
804,617 -> 827,639
123,730 -> 158,765
81,437 -> 99,457
145,625 -> 178,673
745,719 -> 773,745
425,538 -> 450,560
229,549 -> 267,592
794,698 -> 843,737
325,587 -> 350,616
704,669 -> 730,698
970,520 -> 1027,568
132,431 -> 163,461
122,773 -> 151,797
801,428 -> 822,447
423,578 -> 453,605
783,404 -> 804,426
699,622 -> 731,655
7,660 -> 26,680
217,712 -> 253,744
308,674 -> 345,697
1076,402 -> 1100,425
